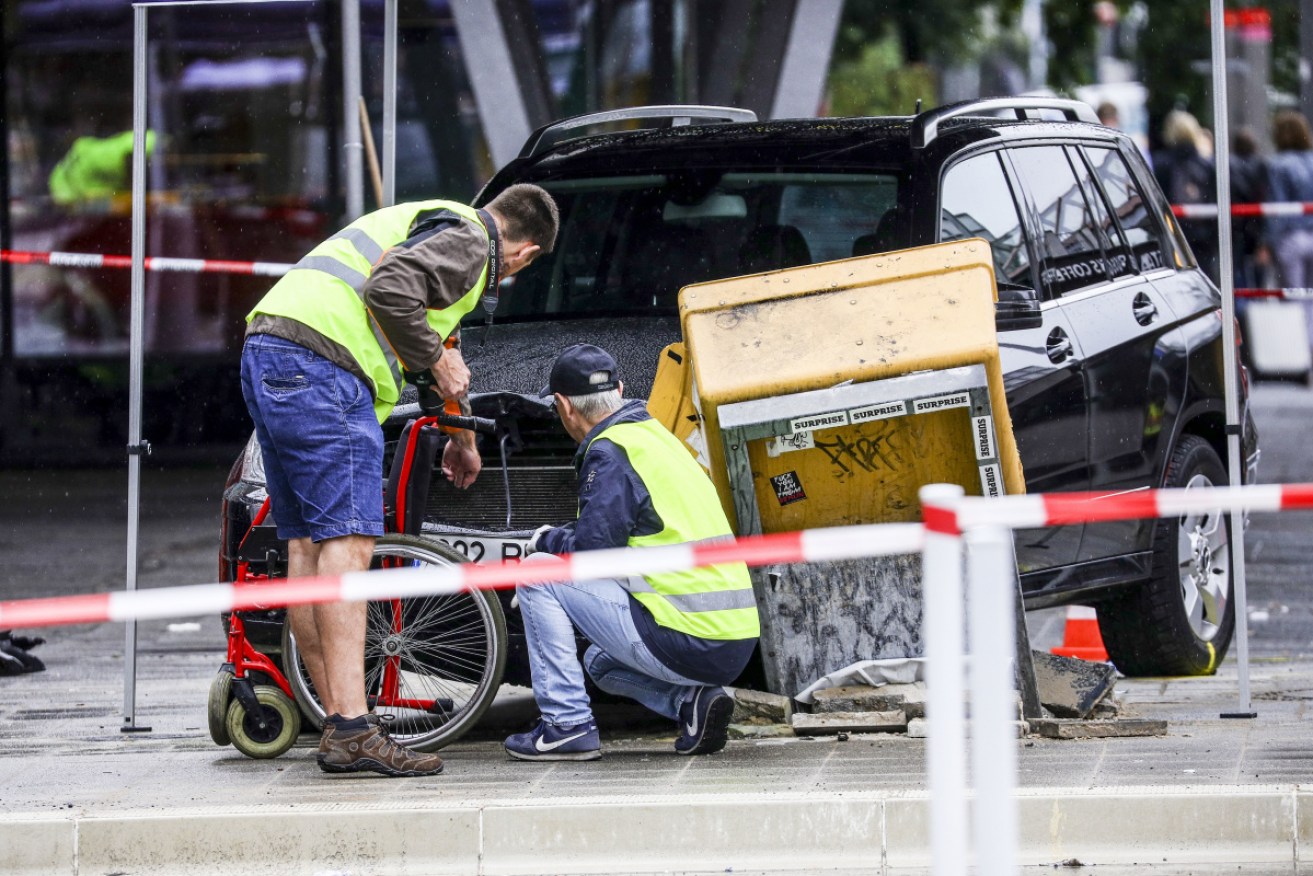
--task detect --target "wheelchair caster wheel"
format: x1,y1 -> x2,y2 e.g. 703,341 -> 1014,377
207,669 -> 234,746
225,685 -> 302,759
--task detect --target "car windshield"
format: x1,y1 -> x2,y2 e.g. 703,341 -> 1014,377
480,170 -> 901,324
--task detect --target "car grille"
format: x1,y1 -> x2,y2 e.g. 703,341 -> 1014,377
425,465 -> 578,531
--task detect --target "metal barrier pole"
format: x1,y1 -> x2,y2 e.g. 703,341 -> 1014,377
342,0 -> 364,219
920,484 -> 967,876
1209,0 -> 1256,719
382,0 -> 397,207
123,3 -> 151,734
966,526 -> 1019,876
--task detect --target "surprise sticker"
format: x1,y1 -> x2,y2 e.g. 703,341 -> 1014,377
770,471 -> 807,506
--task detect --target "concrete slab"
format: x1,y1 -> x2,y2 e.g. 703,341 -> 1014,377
1030,718 -> 1168,739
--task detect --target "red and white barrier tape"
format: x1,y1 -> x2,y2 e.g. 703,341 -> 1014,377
0,523 -> 925,630
1235,288 -> 1313,300
8,479 -> 1313,630
0,248 -> 293,277
1172,202 -> 1313,220
925,482 -> 1313,534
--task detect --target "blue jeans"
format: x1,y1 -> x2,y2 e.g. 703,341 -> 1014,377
240,334 -> 384,542
516,555 -> 705,726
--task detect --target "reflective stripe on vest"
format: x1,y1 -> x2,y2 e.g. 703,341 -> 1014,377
589,419 -> 760,641
248,200 -> 490,422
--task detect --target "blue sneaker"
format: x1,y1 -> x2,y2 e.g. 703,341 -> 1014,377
675,687 -> 734,755
504,718 -> 602,761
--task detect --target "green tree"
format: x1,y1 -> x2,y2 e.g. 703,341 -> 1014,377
829,27 -> 939,117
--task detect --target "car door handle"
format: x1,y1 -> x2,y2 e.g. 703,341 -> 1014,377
1133,291 -> 1159,326
1046,327 -> 1073,363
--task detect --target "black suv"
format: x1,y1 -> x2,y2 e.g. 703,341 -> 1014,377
222,98 -> 1258,683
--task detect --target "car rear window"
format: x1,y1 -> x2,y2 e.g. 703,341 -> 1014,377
488,171 -> 901,322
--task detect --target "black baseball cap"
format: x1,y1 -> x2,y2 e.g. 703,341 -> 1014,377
540,344 -> 620,397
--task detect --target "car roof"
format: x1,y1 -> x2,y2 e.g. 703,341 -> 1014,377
484,108 -> 1125,193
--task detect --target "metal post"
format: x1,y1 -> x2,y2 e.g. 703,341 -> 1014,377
382,0 -> 397,206
920,483 -> 967,876
1209,0 -> 1255,719
342,0 -> 364,219
965,526 -> 1019,876
124,3 -> 152,734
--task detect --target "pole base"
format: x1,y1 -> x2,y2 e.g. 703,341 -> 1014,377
120,724 -> 153,734
1219,712 -> 1258,719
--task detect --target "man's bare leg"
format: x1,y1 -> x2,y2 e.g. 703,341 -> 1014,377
287,535 -> 374,718
286,539 -> 327,704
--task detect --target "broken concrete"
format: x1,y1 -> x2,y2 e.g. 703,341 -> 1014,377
727,723 -> 795,740
811,683 -> 927,718
1030,718 -> 1168,739
906,718 -> 1030,739
792,710 -> 907,735
731,688 -> 793,724
1032,650 -> 1118,718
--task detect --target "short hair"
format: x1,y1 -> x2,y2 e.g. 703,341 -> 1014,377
487,183 -> 559,252
565,388 -> 623,422
1273,110 -> 1313,153
1096,102 -> 1119,126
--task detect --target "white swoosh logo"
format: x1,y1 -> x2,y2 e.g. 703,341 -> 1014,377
534,729 -> 590,752
685,696 -> 701,737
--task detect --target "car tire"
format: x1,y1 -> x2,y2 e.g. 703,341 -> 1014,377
1097,435 -> 1235,677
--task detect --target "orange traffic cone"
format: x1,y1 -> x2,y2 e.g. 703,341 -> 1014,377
1051,606 -> 1109,662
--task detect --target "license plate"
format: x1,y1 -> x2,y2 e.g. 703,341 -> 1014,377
434,535 -> 529,564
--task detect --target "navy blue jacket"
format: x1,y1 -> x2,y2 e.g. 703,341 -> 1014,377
540,399 -> 755,686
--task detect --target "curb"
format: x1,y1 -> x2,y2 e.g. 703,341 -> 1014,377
3,787 -> 1308,875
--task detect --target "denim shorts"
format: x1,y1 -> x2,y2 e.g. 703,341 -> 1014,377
240,333 -> 384,542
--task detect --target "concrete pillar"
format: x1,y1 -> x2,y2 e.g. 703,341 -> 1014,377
769,0 -> 844,119
449,0 -> 537,169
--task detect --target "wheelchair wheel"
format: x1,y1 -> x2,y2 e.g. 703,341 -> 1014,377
284,534 -> 508,752
225,684 -> 301,759
207,668 -> 234,746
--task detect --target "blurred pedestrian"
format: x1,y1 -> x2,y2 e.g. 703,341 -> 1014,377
504,344 -> 760,761
0,631 -> 45,676
1230,127 -> 1269,291
1265,111 -> 1313,291
1154,110 -> 1219,283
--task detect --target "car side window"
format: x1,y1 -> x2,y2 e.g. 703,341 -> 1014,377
939,151 -> 1033,288
1008,145 -> 1115,298
1085,146 -> 1169,274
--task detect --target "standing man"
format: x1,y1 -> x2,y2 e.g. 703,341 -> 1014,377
504,344 -> 760,761
241,184 -> 558,777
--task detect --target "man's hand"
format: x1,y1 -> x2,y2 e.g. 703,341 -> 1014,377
526,524 -> 554,555
441,433 -> 481,489
431,347 -> 470,399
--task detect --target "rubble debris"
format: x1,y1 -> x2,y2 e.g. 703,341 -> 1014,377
906,718 -> 1030,739
731,688 -> 793,724
811,683 -> 926,718
727,723 -> 795,740
791,710 -> 907,735
1030,718 -> 1167,739
1032,650 -> 1117,718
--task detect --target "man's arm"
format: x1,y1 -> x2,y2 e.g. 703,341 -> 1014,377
540,442 -> 654,555
363,219 -> 487,376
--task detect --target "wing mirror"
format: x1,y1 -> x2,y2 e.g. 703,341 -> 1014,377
995,284 -> 1043,332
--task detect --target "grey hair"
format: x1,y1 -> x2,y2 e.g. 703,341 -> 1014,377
566,388 -> 624,422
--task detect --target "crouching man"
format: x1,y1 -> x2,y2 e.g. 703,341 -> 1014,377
504,344 -> 760,761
